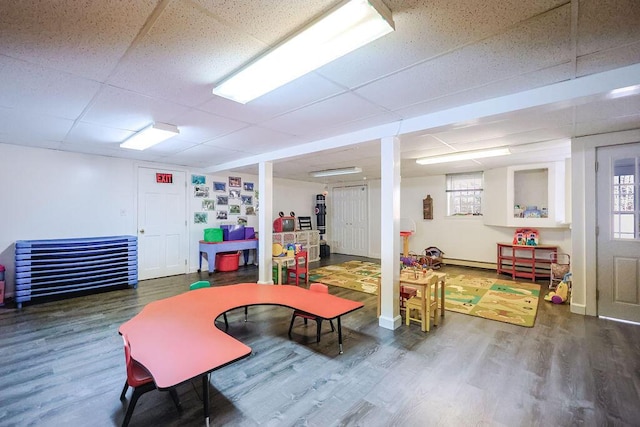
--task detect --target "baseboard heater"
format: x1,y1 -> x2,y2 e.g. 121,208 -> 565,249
15,235 -> 138,308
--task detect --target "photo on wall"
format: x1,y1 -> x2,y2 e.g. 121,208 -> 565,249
243,182 -> 254,191
202,199 -> 215,211
216,195 -> 228,205
194,185 -> 209,197
245,206 -> 255,215
194,212 -> 208,224
191,174 -> 205,185
229,204 -> 241,215
229,176 -> 241,187
213,181 -> 226,192
240,195 -> 253,205
229,189 -> 241,199
237,216 -> 248,225
216,210 -> 228,220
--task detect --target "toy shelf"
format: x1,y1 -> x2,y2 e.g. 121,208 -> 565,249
496,243 -> 558,282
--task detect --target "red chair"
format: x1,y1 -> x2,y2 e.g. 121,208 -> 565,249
285,251 -> 309,286
288,283 -> 335,343
120,335 -> 182,427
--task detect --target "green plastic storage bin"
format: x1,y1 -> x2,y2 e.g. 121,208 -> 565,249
204,228 -> 223,242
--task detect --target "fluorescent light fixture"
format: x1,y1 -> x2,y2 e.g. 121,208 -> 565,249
212,0 -> 394,104
416,147 -> 511,165
120,122 -> 179,150
310,167 -> 362,177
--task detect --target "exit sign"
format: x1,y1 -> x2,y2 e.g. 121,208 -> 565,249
156,173 -> 173,183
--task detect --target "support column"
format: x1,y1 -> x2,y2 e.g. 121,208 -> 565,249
379,136 -> 402,330
258,161 -> 274,284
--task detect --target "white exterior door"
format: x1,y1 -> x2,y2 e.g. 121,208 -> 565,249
137,167 -> 188,280
596,143 -> 640,323
331,184 -> 368,256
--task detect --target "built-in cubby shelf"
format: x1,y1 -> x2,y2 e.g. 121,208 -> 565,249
483,161 -> 569,228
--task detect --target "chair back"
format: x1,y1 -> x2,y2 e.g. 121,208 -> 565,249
189,280 -> 211,291
294,251 -> 308,270
309,283 -> 328,294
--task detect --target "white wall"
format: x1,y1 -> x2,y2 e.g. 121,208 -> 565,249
0,143 -> 326,297
399,175 -> 571,264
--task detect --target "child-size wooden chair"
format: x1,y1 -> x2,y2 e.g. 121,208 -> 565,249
405,274 -> 440,332
285,251 -> 309,286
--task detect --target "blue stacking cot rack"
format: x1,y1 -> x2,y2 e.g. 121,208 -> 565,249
15,235 -> 138,308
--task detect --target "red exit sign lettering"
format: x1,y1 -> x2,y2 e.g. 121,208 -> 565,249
156,173 -> 173,183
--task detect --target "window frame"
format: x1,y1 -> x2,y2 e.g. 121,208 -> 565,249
446,171 -> 484,217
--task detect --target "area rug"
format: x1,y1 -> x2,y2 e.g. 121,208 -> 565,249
310,263 -> 541,327
444,275 -> 541,327
308,261 -> 380,294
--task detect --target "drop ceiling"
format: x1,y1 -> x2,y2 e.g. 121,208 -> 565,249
1,0 -> 639,183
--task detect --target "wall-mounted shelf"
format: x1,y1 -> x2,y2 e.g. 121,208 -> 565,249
483,161 -> 569,228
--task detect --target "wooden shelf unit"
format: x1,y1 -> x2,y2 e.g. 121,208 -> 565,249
496,243 -> 557,282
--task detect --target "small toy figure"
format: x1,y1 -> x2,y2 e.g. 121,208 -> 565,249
423,246 -> 444,269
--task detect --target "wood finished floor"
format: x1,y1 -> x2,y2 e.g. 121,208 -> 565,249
1,254 -> 639,427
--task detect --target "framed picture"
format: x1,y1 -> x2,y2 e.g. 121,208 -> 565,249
194,185 -> 209,198
228,176 -> 241,187
216,210 -> 228,220
229,189 -> 241,199
237,216 -> 248,225
216,195 -> 228,205
245,206 -> 255,215
191,174 -> 205,185
194,212 -> 208,224
243,182 -> 254,191
213,181 -> 226,192
202,199 -> 215,211
241,195 -> 253,205
229,204 -> 241,215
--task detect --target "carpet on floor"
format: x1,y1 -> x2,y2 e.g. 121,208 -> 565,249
310,261 -> 541,327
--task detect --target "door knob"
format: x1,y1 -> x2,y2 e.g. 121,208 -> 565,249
139,229 -> 145,234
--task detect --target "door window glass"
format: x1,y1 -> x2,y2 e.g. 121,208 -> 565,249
612,157 -> 638,239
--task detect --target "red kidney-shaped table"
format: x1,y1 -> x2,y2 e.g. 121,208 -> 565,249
119,283 -> 364,425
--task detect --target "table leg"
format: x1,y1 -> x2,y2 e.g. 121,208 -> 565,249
209,249 -> 217,274
202,374 -> 210,426
337,316 -> 343,354
198,251 -> 203,272
440,277 -> 445,317
242,249 -> 249,265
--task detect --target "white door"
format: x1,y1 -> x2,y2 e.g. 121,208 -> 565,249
331,185 -> 368,256
596,143 -> 640,322
137,167 -> 188,280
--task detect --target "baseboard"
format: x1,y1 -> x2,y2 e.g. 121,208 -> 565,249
570,303 -> 586,315
443,258 -> 496,270
378,315 -> 403,330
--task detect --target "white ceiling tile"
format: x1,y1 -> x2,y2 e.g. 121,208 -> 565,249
354,5 -> 571,111
64,122 -> 133,146
0,107 -> 73,144
577,41 -> 640,77
170,109 -> 247,144
205,126 -> 303,154
318,0 -> 568,88
0,0 -> 158,80
260,93 -> 387,136
191,0 -> 336,45
162,144 -> 240,168
0,57 -> 100,119
81,86 -> 190,130
577,0 -> 640,56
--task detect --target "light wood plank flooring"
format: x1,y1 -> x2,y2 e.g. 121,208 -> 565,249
0,255 -> 638,426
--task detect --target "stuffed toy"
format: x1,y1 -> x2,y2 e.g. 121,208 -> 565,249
544,273 -> 571,304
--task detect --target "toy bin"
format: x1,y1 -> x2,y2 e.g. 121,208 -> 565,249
204,228 -> 223,242
221,225 -> 245,241
215,251 -> 240,272
244,227 -> 255,239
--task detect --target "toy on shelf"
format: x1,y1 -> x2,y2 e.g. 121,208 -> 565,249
513,228 -> 539,246
544,273 -> 571,304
